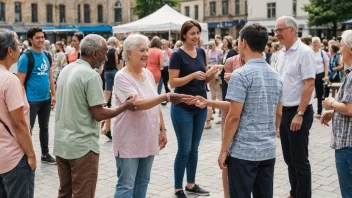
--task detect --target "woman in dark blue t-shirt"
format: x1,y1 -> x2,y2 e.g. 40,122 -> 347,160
169,20 -> 220,198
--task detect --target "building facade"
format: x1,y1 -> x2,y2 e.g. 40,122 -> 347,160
181,0 -> 204,22
205,0 -> 247,39
247,0 -> 310,36
0,0 -> 137,42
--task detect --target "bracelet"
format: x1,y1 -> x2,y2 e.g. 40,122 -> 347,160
166,93 -> 170,102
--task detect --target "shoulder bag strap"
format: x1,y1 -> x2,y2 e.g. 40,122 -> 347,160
0,119 -> 13,137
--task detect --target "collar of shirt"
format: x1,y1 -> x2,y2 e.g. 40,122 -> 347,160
246,57 -> 267,64
75,59 -> 92,68
282,39 -> 301,52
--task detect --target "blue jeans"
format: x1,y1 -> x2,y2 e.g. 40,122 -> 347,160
104,68 -> 118,91
157,76 -> 163,95
114,155 -> 155,198
170,104 -> 207,189
335,148 -> 352,198
0,155 -> 35,198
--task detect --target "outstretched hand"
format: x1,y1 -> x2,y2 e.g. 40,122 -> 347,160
124,95 -> 137,111
169,93 -> 194,104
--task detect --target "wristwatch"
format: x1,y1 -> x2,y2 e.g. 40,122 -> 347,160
296,111 -> 304,116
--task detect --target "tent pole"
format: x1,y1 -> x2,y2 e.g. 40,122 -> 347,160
169,29 -> 171,41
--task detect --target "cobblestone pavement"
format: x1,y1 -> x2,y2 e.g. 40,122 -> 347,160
32,102 -> 341,198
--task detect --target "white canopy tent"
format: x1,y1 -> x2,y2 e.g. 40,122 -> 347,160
113,4 -> 208,43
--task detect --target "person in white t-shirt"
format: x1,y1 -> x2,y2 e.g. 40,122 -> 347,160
312,37 -> 329,119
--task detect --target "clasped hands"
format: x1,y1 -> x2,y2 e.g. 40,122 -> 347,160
193,65 -> 224,80
320,97 -> 336,126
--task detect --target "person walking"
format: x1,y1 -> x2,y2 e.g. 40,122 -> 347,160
146,36 -> 164,87
169,20 -> 221,198
67,32 -> 84,63
17,27 -> 56,164
321,30 -> 352,198
54,34 -> 135,198
0,29 -> 36,198
276,16 -> 316,198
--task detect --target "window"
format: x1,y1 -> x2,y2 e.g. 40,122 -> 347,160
293,0 -> 297,17
0,3 -> 5,22
98,5 -> 103,23
267,3 -> 276,19
185,6 -> 190,17
59,5 -> 65,23
31,4 -> 38,22
84,4 -> 90,23
77,4 -> 81,23
222,0 -> 228,15
194,5 -> 199,20
46,4 -> 53,23
14,2 -> 22,22
245,0 -> 248,15
210,2 -> 216,16
114,1 -> 122,23
235,0 -> 240,15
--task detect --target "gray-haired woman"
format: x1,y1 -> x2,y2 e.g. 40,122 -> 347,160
111,33 -> 192,198
0,29 -> 36,198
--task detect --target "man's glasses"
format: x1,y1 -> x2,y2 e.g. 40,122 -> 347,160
274,27 -> 291,34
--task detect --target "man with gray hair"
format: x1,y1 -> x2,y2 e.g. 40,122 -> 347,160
275,16 -> 316,198
53,34 -> 136,197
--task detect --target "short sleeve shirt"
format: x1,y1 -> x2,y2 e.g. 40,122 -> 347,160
17,50 -> 51,102
226,58 -> 283,161
277,39 -> 316,106
331,67 -> 352,149
0,65 -> 30,174
313,49 -> 329,74
169,47 -> 207,111
111,68 -> 159,158
53,59 -> 106,159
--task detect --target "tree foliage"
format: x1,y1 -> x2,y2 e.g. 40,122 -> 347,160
303,0 -> 352,29
133,0 -> 181,19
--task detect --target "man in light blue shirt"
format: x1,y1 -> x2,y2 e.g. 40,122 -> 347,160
220,23 -> 283,198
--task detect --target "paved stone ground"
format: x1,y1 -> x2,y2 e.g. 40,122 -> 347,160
32,101 -> 341,198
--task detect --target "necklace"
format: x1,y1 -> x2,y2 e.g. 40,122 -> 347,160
126,66 -> 145,84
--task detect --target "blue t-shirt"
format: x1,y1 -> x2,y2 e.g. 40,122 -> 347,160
169,47 -> 207,111
226,58 -> 283,161
18,49 -> 51,102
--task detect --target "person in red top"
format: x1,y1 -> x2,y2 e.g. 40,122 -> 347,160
67,32 -> 84,63
147,36 -> 164,86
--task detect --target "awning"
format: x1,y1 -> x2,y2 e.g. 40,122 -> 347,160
208,20 -> 246,28
342,19 -> 352,24
0,25 -> 14,31
42,26 -> 79,33
78,25 -> 112,33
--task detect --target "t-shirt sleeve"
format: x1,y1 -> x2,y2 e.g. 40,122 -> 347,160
4,77 -> 24,112
169,51 -> 181,70
225,70 -> 248,103
86,74 -> 106,107
300,50 -> 316,80
341,77 -> 352,103
322,50 -> 329,61
17,53 -> 29,73
114,74 -> 138,102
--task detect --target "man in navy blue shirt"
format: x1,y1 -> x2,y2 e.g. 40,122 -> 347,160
17,27 -> 56,164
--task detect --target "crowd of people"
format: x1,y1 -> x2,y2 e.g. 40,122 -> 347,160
0,14 -> 351,198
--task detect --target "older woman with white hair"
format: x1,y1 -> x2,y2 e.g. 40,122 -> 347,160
312,36 -> 329,119
321,30 -> 352,198
111,33 -> 192,198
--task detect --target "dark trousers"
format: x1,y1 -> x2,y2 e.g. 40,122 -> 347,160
280,105 -> 314,198
29,99 -> 51,155
0,155 -> 35,198
315,72 -> 325,115
161,66 -> 170,93
227,156 -> 275,198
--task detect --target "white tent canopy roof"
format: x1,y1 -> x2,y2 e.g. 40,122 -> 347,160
113,4 -> 208,41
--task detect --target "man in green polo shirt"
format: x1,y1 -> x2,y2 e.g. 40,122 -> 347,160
54,34 -> 135,198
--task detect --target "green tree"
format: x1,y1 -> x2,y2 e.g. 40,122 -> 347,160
303,0 -> 352,37
133,0 -> 181,19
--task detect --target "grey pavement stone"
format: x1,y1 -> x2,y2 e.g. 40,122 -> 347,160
30,100 -> 341,198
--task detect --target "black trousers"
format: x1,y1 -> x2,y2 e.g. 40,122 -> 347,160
315,72 -> 325,115
280,105 -> 314,198
227,157 -> 275,198
29,99 -> 51,155
161,66 -> 170,93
